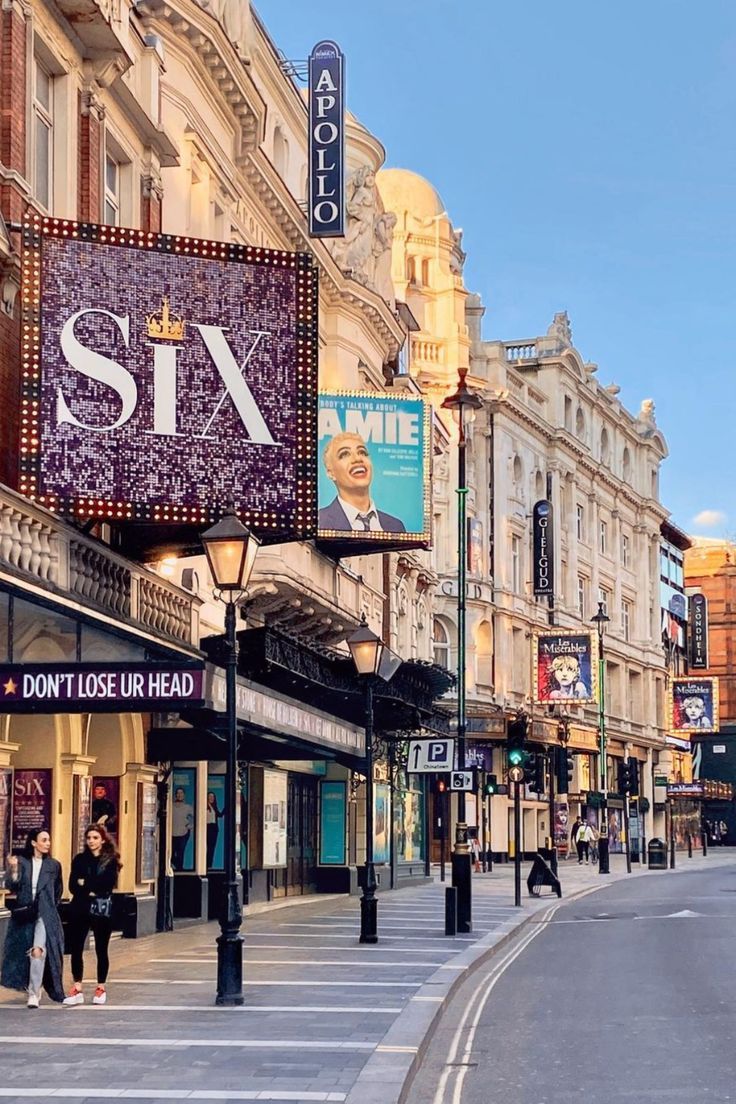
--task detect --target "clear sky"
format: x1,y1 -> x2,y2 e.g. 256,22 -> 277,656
256,1 -> 735,537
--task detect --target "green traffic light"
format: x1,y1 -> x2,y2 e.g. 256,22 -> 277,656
508,748 -> 525,766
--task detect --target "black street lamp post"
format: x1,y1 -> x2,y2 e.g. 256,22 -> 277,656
347,616 -> 385,944
591,601 -> 611,875
442,367 -> 482,933
201,509 -> 260,1006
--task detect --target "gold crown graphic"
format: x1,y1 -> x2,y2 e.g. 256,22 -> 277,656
146,296 -> 185,341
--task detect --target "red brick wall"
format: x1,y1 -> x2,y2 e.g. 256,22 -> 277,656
685,545 -> 736,726
78,92 -> 102,222
0,4 -> 26,176
141,180 -> 162,233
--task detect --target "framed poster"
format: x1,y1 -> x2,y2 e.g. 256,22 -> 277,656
374,782 -> 390,865
533,631 -> 597,704
263,769 -> 287,868
669,677 -> 719,734
553,802 -> 569,854
171,768 -> 196,872
319,780 -> 347,865
11,769 -> 52,853
91,776 -> 120,843
137,782 -> 158,882
206,773 -> 226,871
74,774 -> 93,854
0,768 -> 11,873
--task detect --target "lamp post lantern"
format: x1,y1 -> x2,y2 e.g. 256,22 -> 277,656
442,367 -> 482,933
591,601 -> 611,875
347,615 -> 385,944
201,508 -> 260,1005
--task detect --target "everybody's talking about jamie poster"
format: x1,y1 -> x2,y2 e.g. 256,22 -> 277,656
317,392 -> 430,541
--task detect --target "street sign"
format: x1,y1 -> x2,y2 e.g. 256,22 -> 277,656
408,739 -> 455,773
508,765 -> 525,784
450,771 -> 474,791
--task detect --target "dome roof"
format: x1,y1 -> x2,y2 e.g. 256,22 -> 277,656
376,168 -> 445,219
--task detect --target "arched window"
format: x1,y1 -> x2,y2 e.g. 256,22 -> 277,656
475,620 -> 493,687
600,427 -> 610,465
421,258 -> 430,286
433,619 -> 451,669
273,126 -> 289,178
535,470 -> 545,500
513,455 -> 523,484
622,447 -> 632,482
407,256 -> 417,284
575,407 -> 585,438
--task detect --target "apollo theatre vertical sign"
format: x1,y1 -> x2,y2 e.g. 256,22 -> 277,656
308,40 -> 345,238
19,219 -> 318,540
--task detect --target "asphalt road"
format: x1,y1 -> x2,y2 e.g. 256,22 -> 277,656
407,862 -> 736,1104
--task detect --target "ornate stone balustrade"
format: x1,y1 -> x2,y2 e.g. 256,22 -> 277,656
0,486 -> 199,649
504,342 -> 537,362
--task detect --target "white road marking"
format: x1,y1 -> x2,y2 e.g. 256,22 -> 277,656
152,957 -> 444,967
433,901 -> 560,1104
27,1004 -> 401,1014
0,1092 -> 347,1101
112,978 -> 421,988
0,1035 -> 376,1051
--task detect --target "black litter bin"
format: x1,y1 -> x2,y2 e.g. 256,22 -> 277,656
648,838 -> 667,870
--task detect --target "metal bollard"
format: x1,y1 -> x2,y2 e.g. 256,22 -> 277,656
687,833 -> 693,858
445,886 -> 458,937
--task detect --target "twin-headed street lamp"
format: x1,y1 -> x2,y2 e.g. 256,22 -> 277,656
591,601 -> 611,875
441,367 -> 482,933
201,508 -> 260,1005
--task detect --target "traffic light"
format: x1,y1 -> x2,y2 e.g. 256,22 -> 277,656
556,747 -> 574,794
628,759 -> 640,796
434,775 -> 448,796
507,715 -> 528,768
527,752 -> 546,793
617,760 -> 633,794
483,774 -> 498,796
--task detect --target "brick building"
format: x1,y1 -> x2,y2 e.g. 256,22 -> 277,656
685,538 -> 736,726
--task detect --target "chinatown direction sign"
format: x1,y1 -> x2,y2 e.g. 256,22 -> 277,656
0,664 -> 205,712
408,739 -> 454,773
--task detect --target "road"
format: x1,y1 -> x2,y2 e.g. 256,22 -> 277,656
407,862 -> 736,1104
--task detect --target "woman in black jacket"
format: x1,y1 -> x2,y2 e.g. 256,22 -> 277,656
63,823 -> 121,1006
1,828 -> 65,1007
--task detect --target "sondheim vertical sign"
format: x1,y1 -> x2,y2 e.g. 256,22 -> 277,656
532,499 -> 554,597
690,593 -> 709,669
309,40 -> 345,237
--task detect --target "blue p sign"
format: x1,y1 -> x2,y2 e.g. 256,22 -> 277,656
428,742 -> 448,763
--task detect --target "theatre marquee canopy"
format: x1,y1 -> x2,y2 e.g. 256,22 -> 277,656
0,663 -> 205,713
20,218 -> 318,542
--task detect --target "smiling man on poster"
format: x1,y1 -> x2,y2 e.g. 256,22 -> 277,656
318,432 -> 406,533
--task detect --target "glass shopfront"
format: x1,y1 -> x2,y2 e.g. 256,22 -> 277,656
393,771 -> 425,865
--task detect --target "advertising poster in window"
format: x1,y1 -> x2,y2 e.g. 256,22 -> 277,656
533,631 -> 597,704
374,782 -> 390,864
263,769 -> 287,868
553,802 -> 570,855
11,769 -> 52,853
317,392 -> 431,542
395,787 -> 425,863
206,773 -> 226,871
171,768 -> 196,872
137,782 -> 158,882
319,781 -> 347,865
0,768 -> 11,872
74,774 -> 93,854
239,766 -> 248,874
669,677 -> 719,734
91,776 -> 120,843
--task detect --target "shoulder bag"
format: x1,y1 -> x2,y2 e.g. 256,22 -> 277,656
89,896 -> 113,920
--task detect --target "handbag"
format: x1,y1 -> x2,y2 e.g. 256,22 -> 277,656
10,899 -> 38,925
89,896 -> 113,920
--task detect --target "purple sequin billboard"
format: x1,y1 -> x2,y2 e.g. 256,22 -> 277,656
20,219 -> 318,539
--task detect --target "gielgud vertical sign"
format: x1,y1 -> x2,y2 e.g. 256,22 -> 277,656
19,219 -> 319,539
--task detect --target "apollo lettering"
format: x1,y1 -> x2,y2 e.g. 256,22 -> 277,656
318,406 -> 419,445
57,309 -> 277,444
309,41 -> 344,237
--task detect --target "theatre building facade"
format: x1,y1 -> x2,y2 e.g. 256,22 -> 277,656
0,0 -> 449,933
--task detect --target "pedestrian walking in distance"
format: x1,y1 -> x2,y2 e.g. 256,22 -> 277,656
64,823 -> 121,1007
1,828 -> 65,1008
577,821 -> 591,864
570,816 -> 582,859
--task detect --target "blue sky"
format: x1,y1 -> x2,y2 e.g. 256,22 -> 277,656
256,1 -> 735,536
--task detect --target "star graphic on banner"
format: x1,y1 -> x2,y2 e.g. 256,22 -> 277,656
3,677 -> 17,696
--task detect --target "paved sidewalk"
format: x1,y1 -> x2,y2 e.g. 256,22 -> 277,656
0,850 -> 732,1103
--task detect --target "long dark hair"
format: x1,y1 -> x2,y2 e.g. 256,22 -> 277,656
22,827 -> 51,859
84,822 -> 122,871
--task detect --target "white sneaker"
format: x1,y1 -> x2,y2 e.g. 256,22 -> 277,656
26,991 -> 39,1009
92,986 -> 107,1005
63,988 -> 84,1006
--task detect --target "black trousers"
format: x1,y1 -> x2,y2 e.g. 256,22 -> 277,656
69,915 -> 113,984
577,840 -> 589,862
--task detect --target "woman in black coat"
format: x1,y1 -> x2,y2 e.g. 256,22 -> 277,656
1,827 -> 65,1007
63,822 -> 120,1006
